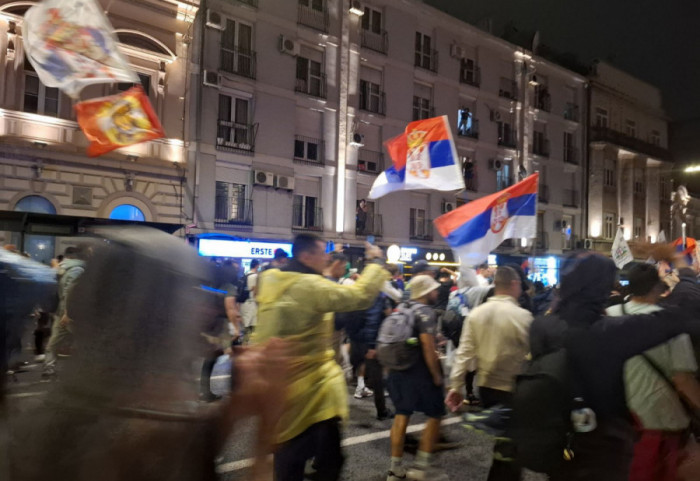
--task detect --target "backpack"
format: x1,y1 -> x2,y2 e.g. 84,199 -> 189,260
376,303 -> 423,371
511,321 -> 575,473
235,273 -> 252,303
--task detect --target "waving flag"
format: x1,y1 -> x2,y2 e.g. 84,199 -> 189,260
23,0 -> 137,98
434,174 -> 539,266
75,86 -> 165,157
368,116 -> 464,199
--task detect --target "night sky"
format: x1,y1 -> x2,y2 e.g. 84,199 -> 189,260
424,0 -> 700,122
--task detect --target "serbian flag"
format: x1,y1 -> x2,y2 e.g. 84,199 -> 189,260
23,0 -> 138,98
75,86 -> 165,157
434,174 -> 539,266
368,116 -> 464,199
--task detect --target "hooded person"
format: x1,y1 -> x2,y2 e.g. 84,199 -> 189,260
529,252 -> 700,481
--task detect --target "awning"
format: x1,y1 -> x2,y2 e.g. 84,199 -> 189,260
0,211 -> 183,236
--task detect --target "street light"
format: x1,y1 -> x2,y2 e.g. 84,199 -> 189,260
684,165 -> 700,173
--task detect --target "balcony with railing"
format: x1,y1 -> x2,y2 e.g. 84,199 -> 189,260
590,126 -> 671,161
220,46 -> 256,79
359,89 -> 386,115
498,79 -> 518,100
457,119 -> 479,140
539,184 -> 550,204
409,220 -> 433,241
357,149 -> 384,174
563,234 -> 578,250
415,49 -> 438,73
295,74 -> 327,99
356,213 -> 383,237
564,103 -> 580,122
292,205 -> 324,232
293,135 -> 325,166
459,65 -> 481,88
297,3 -> 328,32
563,189 -> 579,208
216,121 -> 258,153
532,138 -> 550,157
498,131 -> 517,149
214,197 -> 253,225
361,29 -> 388,54
564,148 -> 578,165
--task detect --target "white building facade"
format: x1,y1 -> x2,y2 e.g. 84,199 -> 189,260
0,0 -> 195,262
190,0 -> 587,267
586,61 -> 672,251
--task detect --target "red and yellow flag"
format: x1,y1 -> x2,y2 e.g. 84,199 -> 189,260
75,86 -> 165,157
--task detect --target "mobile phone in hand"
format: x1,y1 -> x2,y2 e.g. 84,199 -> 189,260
367,235 -> 375,244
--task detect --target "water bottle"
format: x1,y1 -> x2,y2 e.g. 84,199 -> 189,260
406,337 -> 419,346
571,397 -> 597,433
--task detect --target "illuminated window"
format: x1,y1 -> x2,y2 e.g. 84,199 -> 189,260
109,204 -> 145,221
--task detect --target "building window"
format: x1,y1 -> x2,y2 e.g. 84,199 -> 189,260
362,6 -> 382,33
414,32 -> 435,71
109,204 -> 145,221
294,136 -> 321,163
497,121 -> 516,147
293,195 -> 321,230
634,217 -> 643,239
604,162 -> 616,187
217,94 -> 254,151
299,0 -> 323,11
461,155 -> 477,191
634,178 -> 644,195
359,79 -> 384,114
117,72 -> 152,94
296,56 -> 325,98
595,108 -> 608,128
459,58 -> 479,87
409,207 -> 428,238
604,212 -> 616,239
650,129 -> 661,146
563,131 -> 576,163
23,60 -> 59,117
14,195 -> 56,214
220,18 -> 254,78
412,95 -> 431,120
625,119 -> 636,138
496,162 -> 512,190
215,181 -> 251,224
457,107 -> 476,137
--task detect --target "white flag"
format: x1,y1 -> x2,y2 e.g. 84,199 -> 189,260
611,228 -> 634,269
23,0 -> 137,98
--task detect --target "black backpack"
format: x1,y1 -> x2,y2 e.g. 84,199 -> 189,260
235,273 -> 252,303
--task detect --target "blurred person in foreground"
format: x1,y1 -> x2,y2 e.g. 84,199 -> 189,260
10,227 -> 290,481
252,234 -> 388,481
528,252 -> 700,481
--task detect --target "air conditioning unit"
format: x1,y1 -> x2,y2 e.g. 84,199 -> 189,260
450,44 -> 465,59
203,70 -> 221,88
442,201 -> 456,214
583,238 -> 594,250
274,175 -> 295,191
350,132 -> 364,147
279,35 -> 300,56
253,170 -> 274,187
206,10 -> 225,30
72,186 -> 93,206
488,159 -> 503,171
490,110 -> 502,122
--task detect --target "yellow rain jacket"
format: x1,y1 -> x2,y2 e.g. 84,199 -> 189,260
252,263 -> 387,444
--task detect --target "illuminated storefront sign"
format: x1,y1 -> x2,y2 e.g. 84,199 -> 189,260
399,247 -> 418,262
198,239 -> 292,259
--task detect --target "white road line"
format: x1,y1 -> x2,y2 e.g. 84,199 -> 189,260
7,392 -> 47,398
216,415 -> 463,474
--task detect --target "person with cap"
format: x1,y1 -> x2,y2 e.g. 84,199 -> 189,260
386,275 -> 446,481
446,266 -> 534,481
401,260 -> 437,302
606,263 -> 700,481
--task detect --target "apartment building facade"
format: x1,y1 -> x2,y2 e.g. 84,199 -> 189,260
0,0 -> 195,262
190,0 -> 587,267
586,61 -> 672,251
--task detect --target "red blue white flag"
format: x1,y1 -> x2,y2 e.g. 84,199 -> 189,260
434,173 -> 539,266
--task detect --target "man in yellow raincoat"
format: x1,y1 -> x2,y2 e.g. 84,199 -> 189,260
253,234 -> 388,481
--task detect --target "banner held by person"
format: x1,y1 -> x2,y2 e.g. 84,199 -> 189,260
434,173 -> 539,266
23,0 -> 138,98
611,227 -> 634,269
368,115 -> 464,199
75,86 -> 165,157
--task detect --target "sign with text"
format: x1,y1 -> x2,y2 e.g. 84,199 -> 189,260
198,239 -> 292,259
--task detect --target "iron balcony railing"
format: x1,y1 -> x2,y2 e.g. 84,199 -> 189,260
532,138 -> 550,157
295,74 -> 327,99
359,89 -> 386,115
360,28 -> 388,54
459,64 -> 481,88
293,135 -> 325,166
564,148 -> 579,164
590,126 -> 670,161
216,121 -> 258,153
563,189 -> 579,208
297,3 -> 328,33
357,149 -> 384,174
457,118 -> 479,139
415,49 -> 438,73
410,220 -> 433,241
563,234 -> 578,250
292,205 -> 324,232
356,213 -> 383,237
214,197 -> 253,225
220,46 -> 256,79
539,184 -> 550,204
499,79 -> 518,100
564,103 -> 580,122
464,172 -> 477,192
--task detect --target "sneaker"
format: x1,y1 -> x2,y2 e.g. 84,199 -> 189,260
386,470 -> 407,481
354,386 -> 374,399
462,405 -> 512,440
34,354 -> 46,362
406,466 -> 449,480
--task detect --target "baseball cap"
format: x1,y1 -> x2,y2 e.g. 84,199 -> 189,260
412,260 -> 437,276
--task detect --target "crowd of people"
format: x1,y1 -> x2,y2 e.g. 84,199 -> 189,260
3,229 -> 700,481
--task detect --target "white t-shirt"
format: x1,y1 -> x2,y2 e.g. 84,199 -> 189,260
247,272 -> 258,300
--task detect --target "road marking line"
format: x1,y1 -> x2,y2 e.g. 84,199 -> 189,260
7,392 -> 47,398
216,415 -> 462,473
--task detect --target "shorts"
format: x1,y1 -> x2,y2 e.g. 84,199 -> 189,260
350,341 -> 369,370
387,363 -> 445,418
